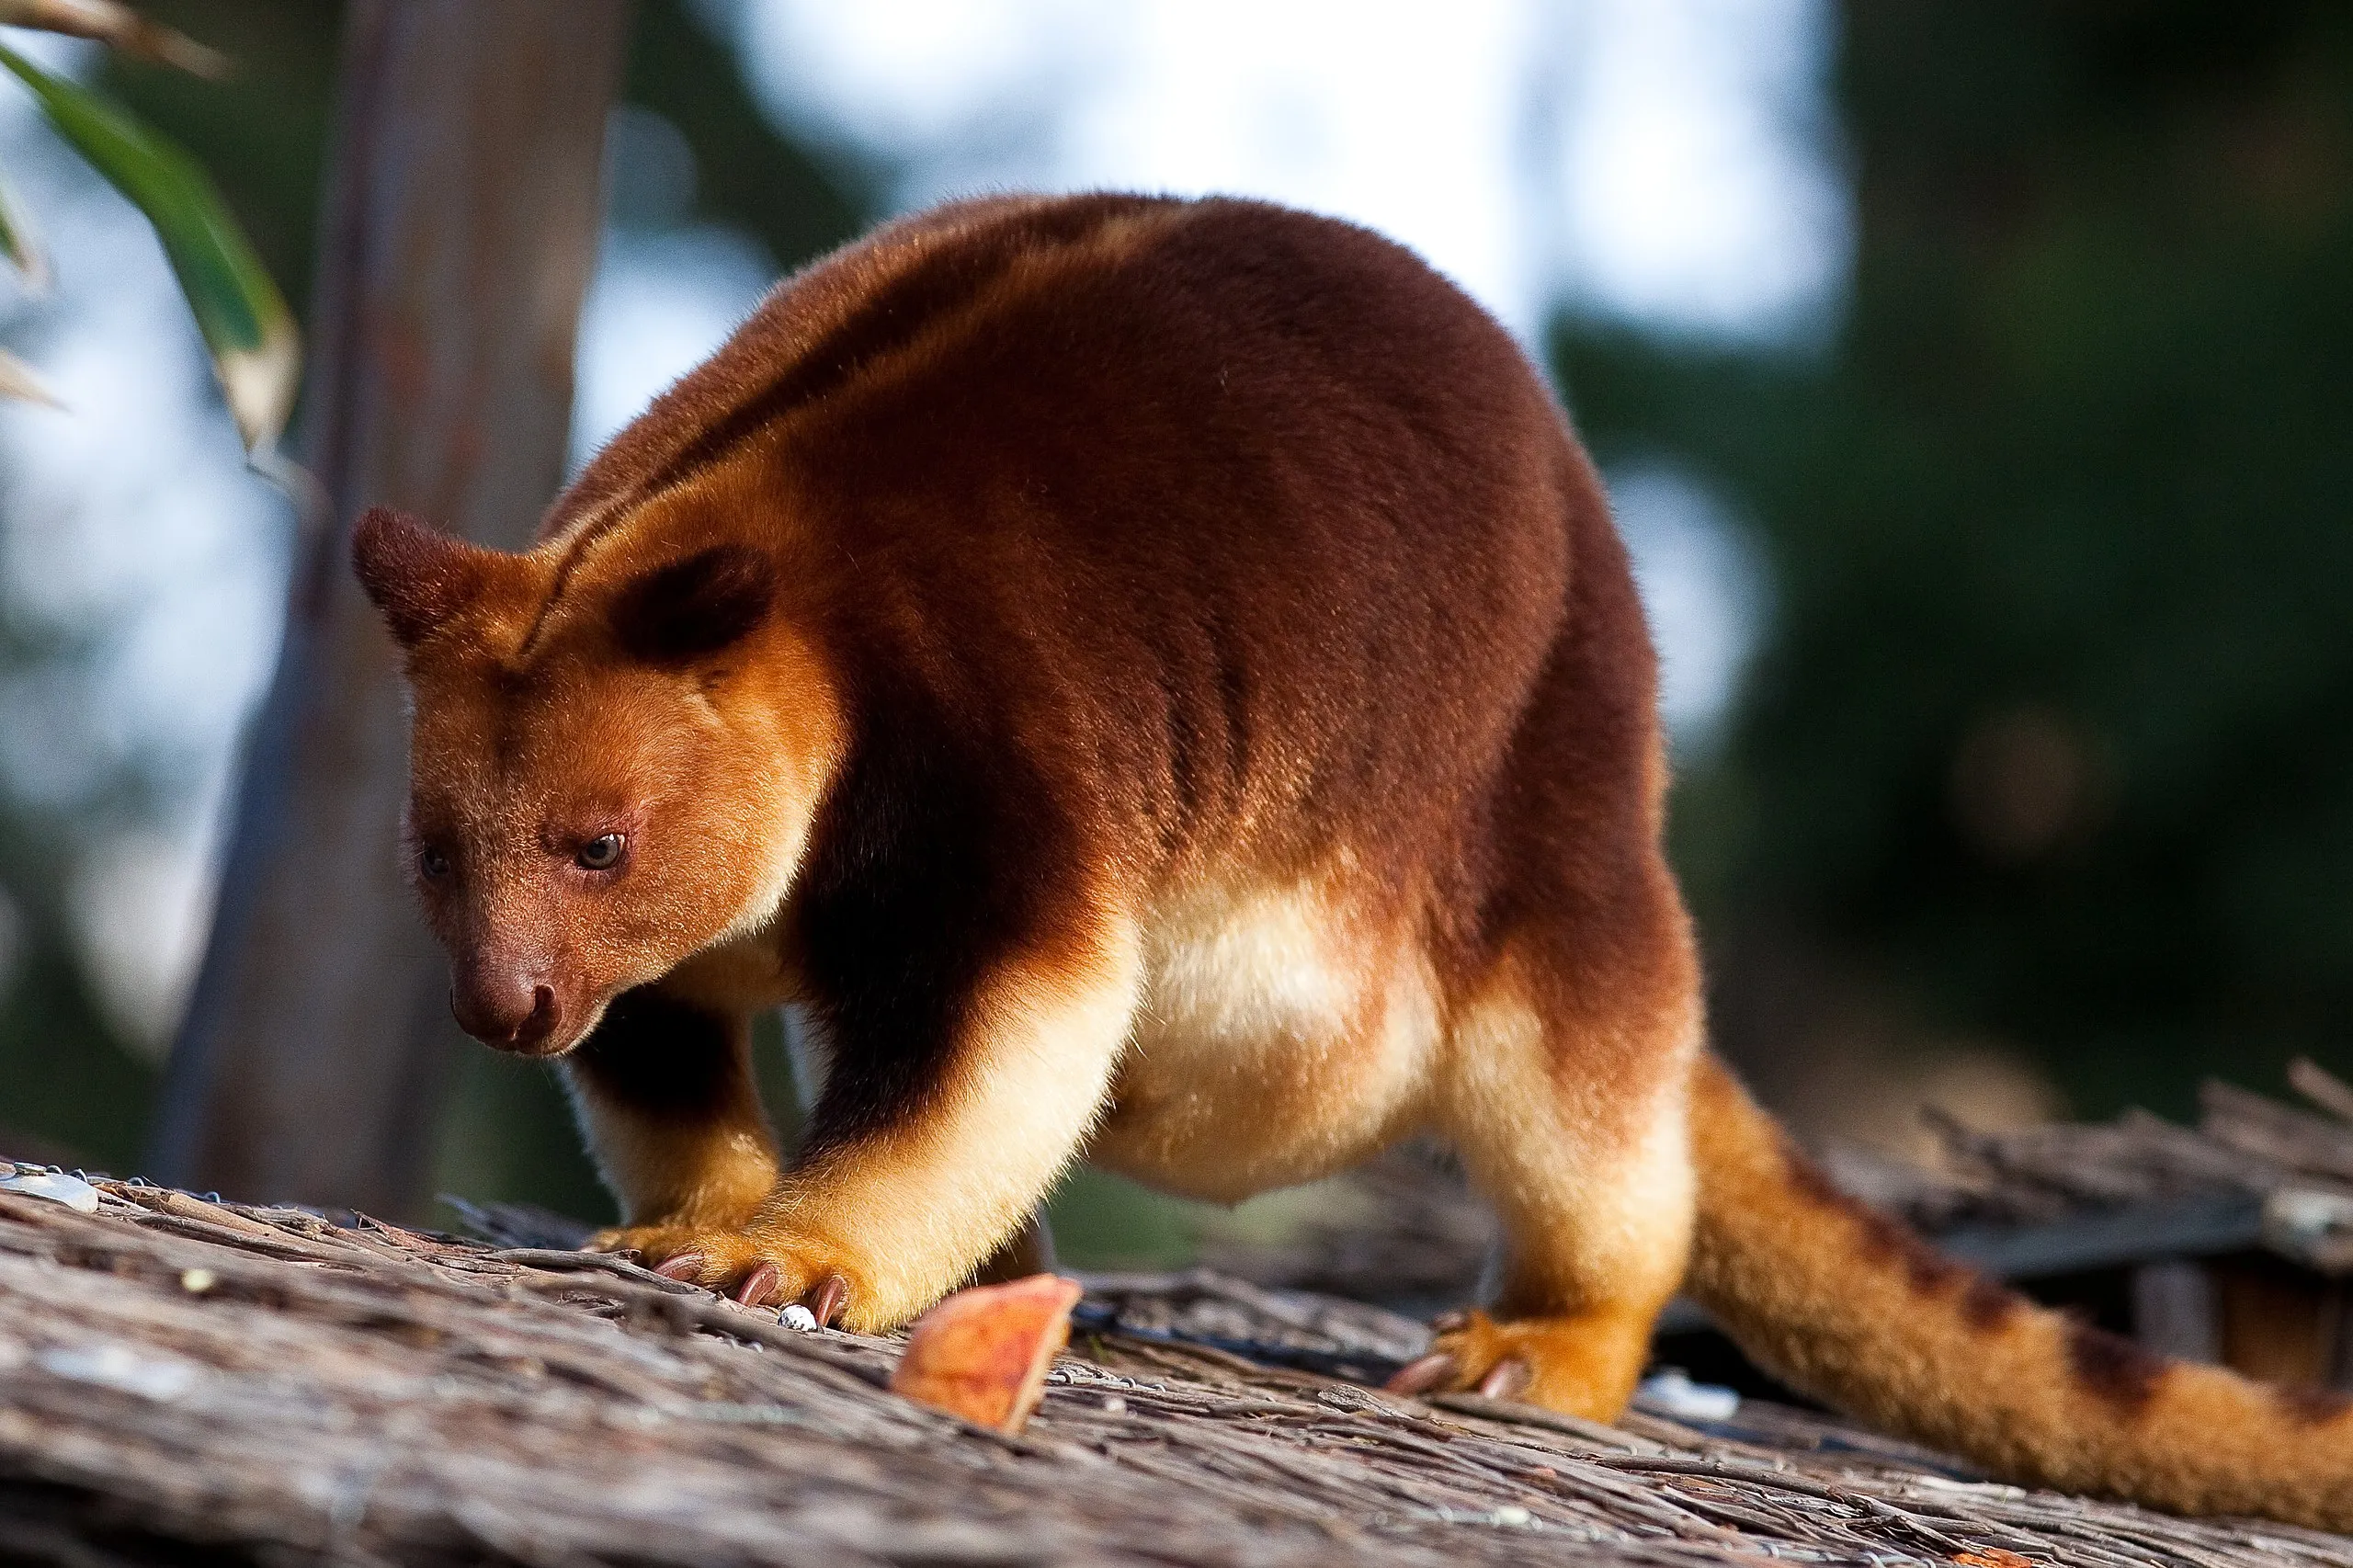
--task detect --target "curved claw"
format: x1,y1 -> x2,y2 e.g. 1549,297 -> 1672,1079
803,1272 -> 850,1328
1430,1309 -> 1471,1334
1478,1357 -> 1532,1401
653,1252 -> 706,1282
733,1262 -> 781,1307
1385,1351 -> 1460,1396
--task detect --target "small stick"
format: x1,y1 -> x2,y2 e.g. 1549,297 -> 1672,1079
487,1247 -> 706,1296
2288,1056 -> 2353,1126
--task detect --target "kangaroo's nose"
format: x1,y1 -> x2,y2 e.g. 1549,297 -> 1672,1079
450,962 -> 561,1051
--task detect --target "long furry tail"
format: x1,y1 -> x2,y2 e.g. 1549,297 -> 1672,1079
1686,1053 -> 2353,1531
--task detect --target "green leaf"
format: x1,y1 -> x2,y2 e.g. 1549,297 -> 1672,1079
0,154 -> 50,291
0,40 -> 296,449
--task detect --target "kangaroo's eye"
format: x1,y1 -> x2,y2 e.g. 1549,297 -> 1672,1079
417,845 -> 451,881
576,834 -> 626,871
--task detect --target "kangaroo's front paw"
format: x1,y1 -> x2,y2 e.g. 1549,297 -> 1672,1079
597,1222 -> 870,1327
1384,1309 -> 1646,1422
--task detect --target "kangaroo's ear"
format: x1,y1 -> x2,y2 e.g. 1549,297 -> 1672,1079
610,544 -> 776,665
351,506 -> 507,650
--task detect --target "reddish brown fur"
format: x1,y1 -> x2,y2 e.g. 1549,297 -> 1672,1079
354,193 -> 2353,1532
2064,1318 -> 2168,1414
1779,1140 -> 2025,1333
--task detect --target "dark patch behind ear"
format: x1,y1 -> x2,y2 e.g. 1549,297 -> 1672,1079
611,544 -> 777,665
351,506 -> 497,649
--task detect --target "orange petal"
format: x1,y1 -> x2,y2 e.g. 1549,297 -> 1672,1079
889,1273 -> 1084,1435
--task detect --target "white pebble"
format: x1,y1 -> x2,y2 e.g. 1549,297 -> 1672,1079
0,1170 -> 98,1213
38,1343 -> 199,1402
779,1303 -> 818,1331
1637,1368 -> 1741,1422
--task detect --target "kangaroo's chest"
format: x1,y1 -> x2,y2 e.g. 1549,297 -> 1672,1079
1090,873 -> 1441,1202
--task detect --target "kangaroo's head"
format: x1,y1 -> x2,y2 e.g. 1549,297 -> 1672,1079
352,505 -> 838,1056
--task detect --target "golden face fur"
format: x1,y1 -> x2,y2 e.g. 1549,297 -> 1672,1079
358,509 -> 838,1056
353,192 -> 2353,1532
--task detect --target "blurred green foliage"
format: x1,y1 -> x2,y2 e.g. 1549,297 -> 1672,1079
97,0 -> 335,324
1557,2 -> 2353,1119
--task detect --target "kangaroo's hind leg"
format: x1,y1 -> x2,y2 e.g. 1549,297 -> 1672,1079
1395,880 -> 1704,1421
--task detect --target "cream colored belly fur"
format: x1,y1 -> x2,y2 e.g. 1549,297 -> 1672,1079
1088,873 -> 1443,1203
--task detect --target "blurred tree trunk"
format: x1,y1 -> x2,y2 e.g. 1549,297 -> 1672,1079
152,0 -> 630,1212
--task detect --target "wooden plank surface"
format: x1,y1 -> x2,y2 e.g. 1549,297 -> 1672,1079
2,1165 -> 2346,1567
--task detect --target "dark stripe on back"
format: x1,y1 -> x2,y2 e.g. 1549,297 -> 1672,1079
631,195 -> 1161,506
540,192 -> 1172,622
